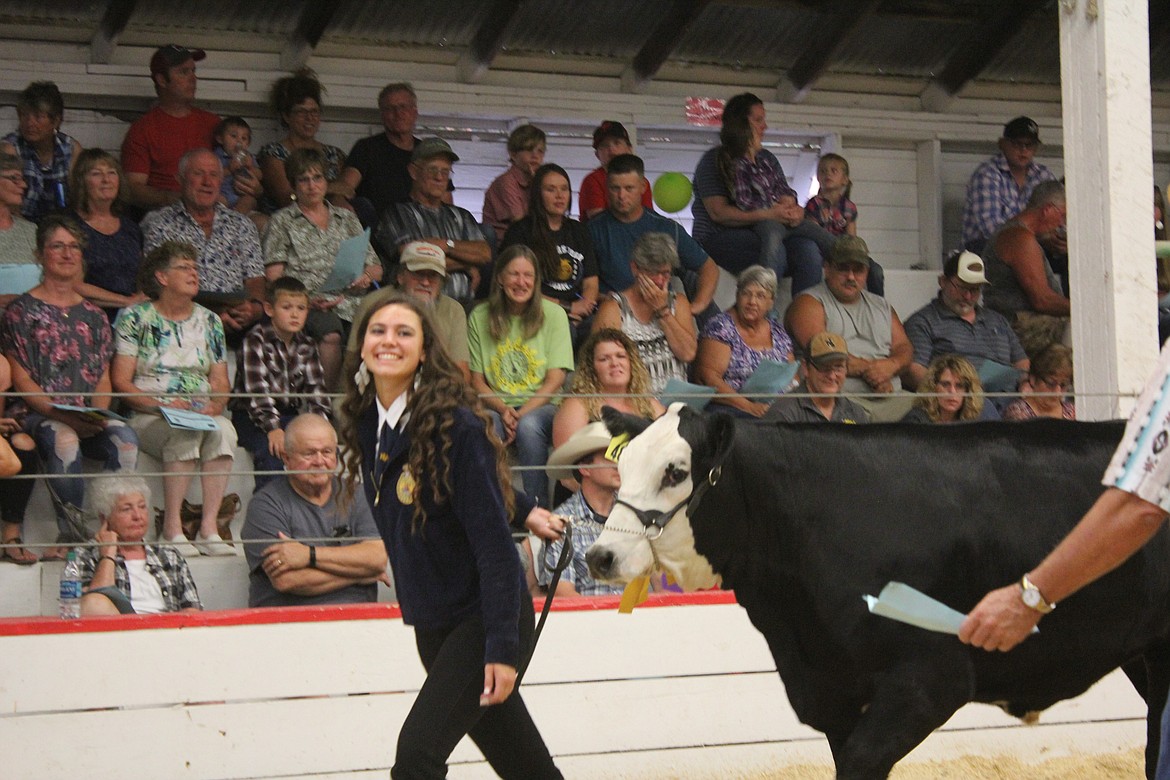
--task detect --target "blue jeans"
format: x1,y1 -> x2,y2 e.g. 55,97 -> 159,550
487,404 -> 557,506
232,408 -> 297,491
28,415 -> 139,539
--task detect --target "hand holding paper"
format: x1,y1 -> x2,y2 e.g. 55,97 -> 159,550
864,581 -> 1037,637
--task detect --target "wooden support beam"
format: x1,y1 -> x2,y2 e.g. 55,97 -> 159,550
620,0 -> 711,93
280,1 -> 342,71
89,0 -> 137,65
456,0 -> 526,84
776,0 -> 880,104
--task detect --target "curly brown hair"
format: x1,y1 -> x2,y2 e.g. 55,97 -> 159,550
913,354 -> 984,422
339,294 -> 514,530
570,328 -> 657,420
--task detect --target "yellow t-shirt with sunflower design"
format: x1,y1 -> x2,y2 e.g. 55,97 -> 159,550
467,298 -> 574,406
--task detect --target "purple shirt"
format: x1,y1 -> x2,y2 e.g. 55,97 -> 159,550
700,311 -> 794,391
732,150 -> 797,211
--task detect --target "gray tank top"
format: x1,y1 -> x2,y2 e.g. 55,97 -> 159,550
981,220 -> 1063,318
802,282 -> 900,394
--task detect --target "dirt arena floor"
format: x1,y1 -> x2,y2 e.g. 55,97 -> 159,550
745,747 -> 1145,778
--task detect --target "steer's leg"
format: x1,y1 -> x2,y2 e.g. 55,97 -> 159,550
832,661 -> 970,780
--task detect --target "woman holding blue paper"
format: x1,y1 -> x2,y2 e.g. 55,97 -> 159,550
111,241 -> 236,557
694,265 -> 794,417
263,148 -> 381,390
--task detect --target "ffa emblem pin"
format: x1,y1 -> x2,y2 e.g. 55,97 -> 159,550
396,466 -> 416,504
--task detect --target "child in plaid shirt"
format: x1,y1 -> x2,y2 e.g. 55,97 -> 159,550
804,153 -> 857,237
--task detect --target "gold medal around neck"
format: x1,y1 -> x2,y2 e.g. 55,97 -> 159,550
396,466 -> 416,505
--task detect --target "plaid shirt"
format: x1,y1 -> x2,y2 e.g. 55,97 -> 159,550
804,193 -> 857,236
3,130 -> 75,222
76,544 -> 202,612
233,321 -> 332,431
732,149 -> 796,211
142,201 -> 264,293
961,153 -> 1056,246
538,491 -> 623,596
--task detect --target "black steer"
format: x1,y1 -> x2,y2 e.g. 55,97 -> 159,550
587,405 -> 1170,779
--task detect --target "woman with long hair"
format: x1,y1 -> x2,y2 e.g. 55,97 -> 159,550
501,163 -> 599,349
903,354 -> 996,423
339,294 -> 562,779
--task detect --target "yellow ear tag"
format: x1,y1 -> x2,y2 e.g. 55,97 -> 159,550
618,575 -> 651,614
605,433 -> 631,463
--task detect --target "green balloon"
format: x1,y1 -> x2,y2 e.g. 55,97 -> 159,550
653,172 -> 693,213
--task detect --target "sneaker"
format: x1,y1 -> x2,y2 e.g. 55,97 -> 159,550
193,532 -> 235,557
164,534 -> 200,558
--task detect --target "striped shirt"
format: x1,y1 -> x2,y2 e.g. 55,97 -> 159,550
903,296 -> 1027,370
373,200 -> 486,304
1103,343 -> 1170,512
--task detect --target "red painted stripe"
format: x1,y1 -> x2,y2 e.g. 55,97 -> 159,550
0,589 -> 736,637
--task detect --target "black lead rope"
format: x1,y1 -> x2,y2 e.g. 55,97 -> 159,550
516,523 -> 573,687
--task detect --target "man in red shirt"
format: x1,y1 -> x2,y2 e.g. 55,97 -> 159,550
578,121 -> 652,221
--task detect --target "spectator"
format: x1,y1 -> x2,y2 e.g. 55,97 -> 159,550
1,81 -> 81,223
785,235 -> 913,421
121,45 -> 244,211
0,354 -> 39,564
902,249 -> 1029,392
980,180 -> 1070,359
339,82 -> 453,225
483,124 -> 546,241
690,92 -> 834,292
578,120 -> 652,221
111,241 -> 237,557
764,332 -> 870,424
76,476 -> 202,615
593,232 -> 697,395
469,245 -> 573,504
694,265 -> 795,418
348,241 -> 470,381
902,354 -> 998,423
263,147 -> 381,389
66,149 -> 147,317
259,69 -> 350,211
2,215 -> 139,560
142,148 -> 265,339
231,277 -> 331,491
1002,344 -> 1075,420
804,153 -> 857,237
212,116 -> 262,217
0,153 -> 35,269
540,422 -> 624,597
502,163 -> 599,349
374,137 -> 490,308
961,116 -> 1058,254
589,153 -> 718,322
242,414 -> 387,608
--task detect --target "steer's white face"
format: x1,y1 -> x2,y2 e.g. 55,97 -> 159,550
588,409 -> 720,591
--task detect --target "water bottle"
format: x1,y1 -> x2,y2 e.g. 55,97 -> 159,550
59,550 -> 82,620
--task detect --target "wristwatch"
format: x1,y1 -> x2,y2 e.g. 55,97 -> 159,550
1019,574 -> 1055,614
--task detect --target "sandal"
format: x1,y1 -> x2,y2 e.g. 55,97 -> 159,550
0,537 -> 38,565
38,546 -> 66,562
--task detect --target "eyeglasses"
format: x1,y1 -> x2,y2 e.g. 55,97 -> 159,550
1034,376 -> 1070,391
419,165 -> 451,180
946,277 -> 984,296
289,447 -> 338,463
289,108 -> 321,119
295,173 -> 326,186
1007,139 -> 1038,151
167,262 -> 198,273
45,241 -> 82,254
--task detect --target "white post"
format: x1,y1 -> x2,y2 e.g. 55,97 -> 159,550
916,138 -> 943,268
1060,0 -> 1156,420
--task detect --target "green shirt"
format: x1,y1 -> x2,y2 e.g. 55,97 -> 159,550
468,298 -> 573,406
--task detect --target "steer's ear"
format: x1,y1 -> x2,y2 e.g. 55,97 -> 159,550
600,405 -> 654,439
678,407 -> 736,472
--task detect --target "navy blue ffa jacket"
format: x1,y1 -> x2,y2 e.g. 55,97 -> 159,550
360,404 -> 527,666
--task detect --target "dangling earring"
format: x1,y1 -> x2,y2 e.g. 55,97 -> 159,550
413,373 -> 421,393
354,363 -> 370,393
289,192 -> 297,202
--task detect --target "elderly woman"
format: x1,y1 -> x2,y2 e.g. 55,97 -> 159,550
469,245 -> 573,503
1003,344 -> 1076,420
111,241 -> 237,557
77,475 -> 202,616
66,148 -> 146,317
694,265 -> 795,417
593,231 -> 696,394
259,69 -> 350,211
0,152 -> 35,270
1,82 -> 82,223
0,215 -> 139,560
263,147 -> 381,390
903,354 -> 998,423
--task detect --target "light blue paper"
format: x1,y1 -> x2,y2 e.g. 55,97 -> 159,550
0,263 -> 41,296
977,360 -> 1022,394
161,407 -> 220,431
659,378 -> 715,410
51,404 -> 128,423
740,359 -> 799,397
863,581 -> 1038,636
319,228 -> 371,293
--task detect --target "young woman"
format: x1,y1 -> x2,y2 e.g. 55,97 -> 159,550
902,354 -> 997,423
339,294 -> 562,779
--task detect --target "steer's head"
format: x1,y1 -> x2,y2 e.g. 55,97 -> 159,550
585,404 -> 731,591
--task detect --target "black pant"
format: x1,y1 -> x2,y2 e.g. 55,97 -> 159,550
393,594 -> 562,779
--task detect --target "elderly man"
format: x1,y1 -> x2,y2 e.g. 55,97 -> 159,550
764,332 -> 869,424
902,250 -> 1029,392
961,116 -> 1058,254
348,240 -> 470,380
242,414 -> 388,608
141,148 -> 265,336
785,235 -> 912,421
539,422 -> 624,597
373,137 -> 489,307
979,180 -> 1070,359
121,45 -> 256,211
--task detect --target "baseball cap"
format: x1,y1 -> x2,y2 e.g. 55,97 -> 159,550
592,120 -> 631,149
399,241 -> 447,276
807,331 -> 849,368
944,250 -> 989,285
828,235 -> 871,268
411,137 -> 460,164
150,44 -> 206,76
545,422 -> 615,483
1003,116 -> 1041,143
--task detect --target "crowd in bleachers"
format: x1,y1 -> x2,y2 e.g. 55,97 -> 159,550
0,43 -> 1111,614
